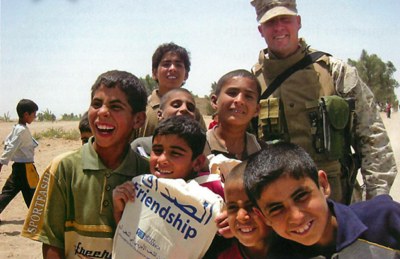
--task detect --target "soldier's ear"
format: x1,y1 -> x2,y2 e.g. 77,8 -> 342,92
297,15 -> 302,30
253,103 -> 261,118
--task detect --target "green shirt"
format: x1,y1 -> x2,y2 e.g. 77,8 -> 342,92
22,138 -> 150,258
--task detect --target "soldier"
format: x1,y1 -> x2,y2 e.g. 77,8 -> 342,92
249,0 -> 397,203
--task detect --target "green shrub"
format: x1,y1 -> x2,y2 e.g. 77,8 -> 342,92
33,127 -> 80,141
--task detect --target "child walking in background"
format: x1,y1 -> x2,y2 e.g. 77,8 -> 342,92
22,70 -> 150,258
218,161 -> 272,258
0,99 -> 39,222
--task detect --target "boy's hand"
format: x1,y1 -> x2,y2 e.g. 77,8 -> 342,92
113,181 -> 136,224
215,210 -> 233,238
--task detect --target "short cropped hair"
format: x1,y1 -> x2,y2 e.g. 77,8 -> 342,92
152,42 -> 191,74
244,142 -> 319,204
153,116 -> 205,160
215,69 -> 262,101
225,161 -> 247,186
159,88 -> 194,110
90,70 -> 147,113
79,111 -> 91,133
16,99 -> 39,118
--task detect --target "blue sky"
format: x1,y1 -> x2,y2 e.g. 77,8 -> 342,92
1,0 -> 400,119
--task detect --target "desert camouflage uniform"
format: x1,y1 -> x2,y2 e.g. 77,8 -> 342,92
252,38 -> 397,202
138,89 -> 206,137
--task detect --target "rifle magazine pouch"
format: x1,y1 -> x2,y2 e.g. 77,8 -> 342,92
323,96 -> 350,160
258,98 -> 281,141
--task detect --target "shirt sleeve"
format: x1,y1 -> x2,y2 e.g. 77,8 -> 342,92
331,57 -> 397,198
0,127 -> 23,165
21,157 -> 67,249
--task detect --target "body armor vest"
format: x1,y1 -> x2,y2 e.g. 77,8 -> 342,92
253,42 -> 346,185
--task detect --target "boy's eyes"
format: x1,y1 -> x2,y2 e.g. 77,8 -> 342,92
152,147 -> 163,156
226,89 -> 239,97
267,204 -> 284,217
170,151 -> 184,157
225,90 -> 257,100
110,104 -> 123,111
160,61 -> 184,69
186,103 -> 195,112
151,148 -> 184,158
226,203 -> 254,214
293,190 -> 311,202
90,100 -> 124,111
171,101 -> 195,112
267,190 -> 311,217
91,100 -> 102,109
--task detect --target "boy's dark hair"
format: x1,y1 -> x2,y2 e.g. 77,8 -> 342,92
91,70 -> 147,113
152,116 -> 205,159
79,111 -> 91,133
159,88 -> 194,110
244,142 -> 319,204
225,161 -> 246,186
152,42 -> 191,74
16,99 -> 39,118
215,69 -> 262,101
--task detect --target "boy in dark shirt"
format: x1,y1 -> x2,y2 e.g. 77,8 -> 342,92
244,142 -> 400,258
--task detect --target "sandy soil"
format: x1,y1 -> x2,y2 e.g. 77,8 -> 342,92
0,114 -> 398,258
0,121 -> 81,259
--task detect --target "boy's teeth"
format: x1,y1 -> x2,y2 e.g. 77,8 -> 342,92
98,125 -> 114,130
240,227 -> 253,233
294,222 -> 311,234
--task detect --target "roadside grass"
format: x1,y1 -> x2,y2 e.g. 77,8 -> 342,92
33,127 -> 80,141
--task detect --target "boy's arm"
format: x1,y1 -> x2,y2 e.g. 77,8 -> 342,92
0,127 -> 27,165
42,244 -> 64,259
112,180 -> 136,224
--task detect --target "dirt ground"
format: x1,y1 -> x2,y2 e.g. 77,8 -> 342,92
0,114 -> 398,258
0,121 -> 81,259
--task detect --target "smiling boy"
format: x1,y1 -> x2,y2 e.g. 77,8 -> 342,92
139,42 -> 205,137
244,142 -> 400,258
205,69 -> 264,162
131,88 -> 197,158
22,70 -> 150,259
114,115 -> 220,223
218,161 -> 272,258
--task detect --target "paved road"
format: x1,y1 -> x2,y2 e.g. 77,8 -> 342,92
383,111 -> 400,202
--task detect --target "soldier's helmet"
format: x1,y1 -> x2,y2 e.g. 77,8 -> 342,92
250,0 -> 298,24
